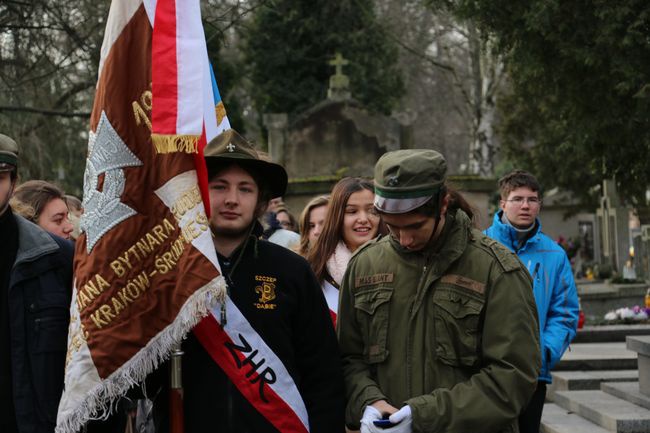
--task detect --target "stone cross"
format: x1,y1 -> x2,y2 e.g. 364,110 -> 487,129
328,52 -> 351,101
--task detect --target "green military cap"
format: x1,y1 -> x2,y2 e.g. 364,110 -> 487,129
204,129 -> 288,199
0,133 -> 18,172
374,149 -> 447,214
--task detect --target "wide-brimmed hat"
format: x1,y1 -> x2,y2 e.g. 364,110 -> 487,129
204,129 -> 288,199
374,149 -> 447,214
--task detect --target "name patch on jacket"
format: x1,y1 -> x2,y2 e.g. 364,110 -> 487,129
441,274 -> 485,294
355,273 -> 394,288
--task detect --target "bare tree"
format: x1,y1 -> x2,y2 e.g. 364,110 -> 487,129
375,0 -> 504,176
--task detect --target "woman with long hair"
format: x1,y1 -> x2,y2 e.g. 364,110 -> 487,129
10,180 -> 74,240
307,178 -> 381,325
298,195 -> 329,256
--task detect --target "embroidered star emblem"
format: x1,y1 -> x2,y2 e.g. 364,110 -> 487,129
80,111 -> 143,253
226,142 -> 236,152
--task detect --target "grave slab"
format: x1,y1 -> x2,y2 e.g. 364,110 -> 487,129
553,390 -> 650,433
626,336 -> 650,395
548,370 -> 638,395
601,382 -> 650,411
541,403 -> 611,433
557,342 -> 638,371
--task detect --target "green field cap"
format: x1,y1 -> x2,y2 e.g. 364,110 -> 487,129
204,129 -> 288,199
374,149 -> 447,214
0,133 -> 18,171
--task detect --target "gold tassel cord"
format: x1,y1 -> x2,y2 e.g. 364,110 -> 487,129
151,134 -> 201,154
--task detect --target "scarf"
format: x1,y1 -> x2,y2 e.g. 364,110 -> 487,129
325,241 -> 352,286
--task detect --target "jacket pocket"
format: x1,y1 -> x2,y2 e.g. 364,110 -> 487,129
30,311 -> 68,423
433,287 -> 484,367
353,287 -> 393,363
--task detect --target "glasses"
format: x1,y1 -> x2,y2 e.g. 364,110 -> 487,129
505,197 -> 541,206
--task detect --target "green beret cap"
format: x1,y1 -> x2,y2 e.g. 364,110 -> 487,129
0,133 -> 18,171
374,149 -> 447,213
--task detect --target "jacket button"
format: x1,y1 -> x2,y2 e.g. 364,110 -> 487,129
29,303 -> 36,311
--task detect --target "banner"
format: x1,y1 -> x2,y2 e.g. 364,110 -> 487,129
56,0 -> 227,431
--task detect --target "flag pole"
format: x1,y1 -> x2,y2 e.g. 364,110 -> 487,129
169,343 -> 184,433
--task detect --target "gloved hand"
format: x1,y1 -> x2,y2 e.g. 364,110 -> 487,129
385,405 -> 412,433
360,405 -> 413,433
360,405 -> 384,433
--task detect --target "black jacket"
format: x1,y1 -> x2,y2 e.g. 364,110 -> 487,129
152,234 -> 345,433
8,215 -> 73,433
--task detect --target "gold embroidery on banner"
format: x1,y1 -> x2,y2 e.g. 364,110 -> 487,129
132,90 -> 153,131
65,312 -> 89,370
215,101 -> 226,126
81,180 -> 214,333
254,275 -> 278,310
355,273 -> 394,288
88,270 -> 151,329
440,274 -> 485,294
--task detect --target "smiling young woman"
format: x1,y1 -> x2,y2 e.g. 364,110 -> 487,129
307,177 -> 385,325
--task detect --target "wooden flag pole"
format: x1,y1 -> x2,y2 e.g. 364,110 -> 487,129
169,344 -> 184,433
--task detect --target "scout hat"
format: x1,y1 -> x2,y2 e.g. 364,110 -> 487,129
204,129 -> 288,199
0,133 -> 18,172
374,149 -> 447,214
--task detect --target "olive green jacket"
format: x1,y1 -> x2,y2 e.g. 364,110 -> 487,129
338,209 -> 540,433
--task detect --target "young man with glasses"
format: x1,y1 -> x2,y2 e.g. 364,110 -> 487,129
485,170 -> 579,433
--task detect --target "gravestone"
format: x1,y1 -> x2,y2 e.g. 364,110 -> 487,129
596,179 -> 631,273
266,53 -> 494,227
633,225 -> 650,279
265,52 -> 404,182
327,52 -> 351,101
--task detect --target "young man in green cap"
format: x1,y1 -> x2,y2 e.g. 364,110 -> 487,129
150,130 -> 344,433
338,149 -> 541,433
0,134 -> 73,433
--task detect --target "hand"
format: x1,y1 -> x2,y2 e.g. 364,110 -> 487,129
360,405 -> 383,433
385,405 -> 412,433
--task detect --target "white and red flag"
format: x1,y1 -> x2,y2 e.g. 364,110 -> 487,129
56,0 -> 228,431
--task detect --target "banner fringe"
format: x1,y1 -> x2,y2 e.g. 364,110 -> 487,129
55,276 -> 227,433
151,134 -> 201,154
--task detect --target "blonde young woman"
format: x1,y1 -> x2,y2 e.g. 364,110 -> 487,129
307,178 -> 381,326
10,180 -> 74,240
298,195 -> 330,256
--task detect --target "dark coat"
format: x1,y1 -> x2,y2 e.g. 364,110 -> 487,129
9,215 -> 73,433
151,235 -> 345,433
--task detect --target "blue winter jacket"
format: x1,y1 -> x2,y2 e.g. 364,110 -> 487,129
484,211 -> 579,382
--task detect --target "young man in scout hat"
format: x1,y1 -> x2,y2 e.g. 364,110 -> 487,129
337,149 -> 541,433
0,134 -> 73,433
153,130 -> 344,433
485,170 -> 578,433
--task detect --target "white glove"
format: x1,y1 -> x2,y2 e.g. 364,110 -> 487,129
360,405 -> 384,433
360,405 -> 413,433
384,405 -> 413,433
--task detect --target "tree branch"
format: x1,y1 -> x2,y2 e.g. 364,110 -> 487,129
0,105 -> 90,118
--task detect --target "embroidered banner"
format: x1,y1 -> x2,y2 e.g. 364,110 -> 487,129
193,298 -> 310,433
56,1 -> 226,431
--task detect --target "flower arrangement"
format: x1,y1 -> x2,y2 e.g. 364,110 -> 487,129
604,306 -> 650,322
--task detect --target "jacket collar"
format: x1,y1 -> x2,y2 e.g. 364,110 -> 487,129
491,210 -> 542,252
14,214 -> 59,267
389,208 -> 469,274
